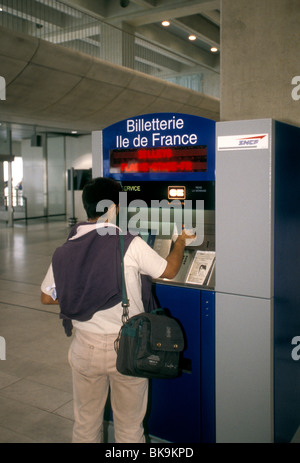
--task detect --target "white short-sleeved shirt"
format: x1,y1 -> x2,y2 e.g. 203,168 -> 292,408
41,226 -> 167,335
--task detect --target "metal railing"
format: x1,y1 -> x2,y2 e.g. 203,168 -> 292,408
0,0 -> 204,92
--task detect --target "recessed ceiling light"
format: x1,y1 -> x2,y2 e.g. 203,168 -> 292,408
210,47 -> 218,53
71,130 -> 77,134
188,34 -> 197,41
161,20 -> 170,27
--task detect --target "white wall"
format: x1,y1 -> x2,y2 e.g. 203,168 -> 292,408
65,134 -> 92,222
22,139 -> 45,218
47,136 -> 66,216
21,134 -> 92,221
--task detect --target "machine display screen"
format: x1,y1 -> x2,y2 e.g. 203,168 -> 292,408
109,145 -> 207,173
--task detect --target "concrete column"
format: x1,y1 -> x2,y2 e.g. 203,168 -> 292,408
221,0 -> 300,126
100,22 -> 135,69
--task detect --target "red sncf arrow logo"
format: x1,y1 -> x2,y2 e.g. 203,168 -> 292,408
239,135 -> 266,140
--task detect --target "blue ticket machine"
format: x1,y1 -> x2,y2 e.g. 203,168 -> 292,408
93,115 -> 300,443
96,113 -> 216,443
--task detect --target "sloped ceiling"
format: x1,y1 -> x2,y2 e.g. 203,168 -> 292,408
0,26 -> 220,134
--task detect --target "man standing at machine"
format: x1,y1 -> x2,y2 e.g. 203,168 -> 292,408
41,176 -> 194,443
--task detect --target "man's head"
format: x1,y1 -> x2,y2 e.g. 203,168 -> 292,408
82,177 -> 121,220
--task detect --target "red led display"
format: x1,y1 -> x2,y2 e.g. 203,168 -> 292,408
110,146 -> 207,173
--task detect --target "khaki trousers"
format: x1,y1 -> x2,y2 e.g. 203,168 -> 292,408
68,329 -> 148,443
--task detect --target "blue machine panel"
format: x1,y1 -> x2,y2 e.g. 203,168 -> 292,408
200,290 -> 215,443
146,284 -> 215,443
273,121 -> 300,442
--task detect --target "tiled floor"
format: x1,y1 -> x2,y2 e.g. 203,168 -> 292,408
0,219 -> 76,443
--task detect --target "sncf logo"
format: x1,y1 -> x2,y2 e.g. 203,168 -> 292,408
238,135 -> 267,146
218,133 -> 269,151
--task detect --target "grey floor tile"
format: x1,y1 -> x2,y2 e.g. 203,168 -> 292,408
0,378 -> 73,413
0,425 -> 36,443
54,400 -> 74,421
25,364 -> 73,393
0,371 -> 20,389
0,396 -> 73,443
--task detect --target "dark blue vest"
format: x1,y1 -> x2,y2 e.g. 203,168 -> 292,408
52,223 -> 157,335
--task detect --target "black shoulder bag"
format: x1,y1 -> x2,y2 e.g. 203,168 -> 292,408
114,234 -> 185,379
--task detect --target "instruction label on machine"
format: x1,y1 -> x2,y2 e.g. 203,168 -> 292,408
186,251 -> 215,285
218,133 -> 269,150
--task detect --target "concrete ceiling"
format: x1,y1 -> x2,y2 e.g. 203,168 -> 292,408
0,0 -> 220,141
62,0 -> 221,66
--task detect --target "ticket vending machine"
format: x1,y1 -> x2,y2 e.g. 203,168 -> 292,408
93,115 -> 300,443
94,113 -> 216,443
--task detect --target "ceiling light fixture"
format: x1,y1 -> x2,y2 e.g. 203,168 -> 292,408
161,20 -> 170,27
188,34 -> 197,41
210,47 -> 218,53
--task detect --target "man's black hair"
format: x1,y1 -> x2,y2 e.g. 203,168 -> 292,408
82,177 -> 122,219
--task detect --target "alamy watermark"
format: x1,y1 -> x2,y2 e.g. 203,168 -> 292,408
95,192 -> 204,246
0,336 -> 6,360
0,76 -> 6,100
291,76 -> 300,101
291,336 -> 300,361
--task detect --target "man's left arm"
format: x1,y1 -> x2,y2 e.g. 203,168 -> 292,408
41,263 -> 59,305
41,291 -> 59,305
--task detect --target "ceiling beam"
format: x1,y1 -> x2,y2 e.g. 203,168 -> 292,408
34,0 -> 83,18
201,9 -> 221,26
106,0 -> 220,27
173,15 -> 220,48
58,0 -> 107,19
136,24 -> 217,69
41,22 -> 101,43
0,3 -> 65,29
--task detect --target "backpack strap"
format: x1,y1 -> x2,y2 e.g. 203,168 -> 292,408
120,234 -> 130,324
